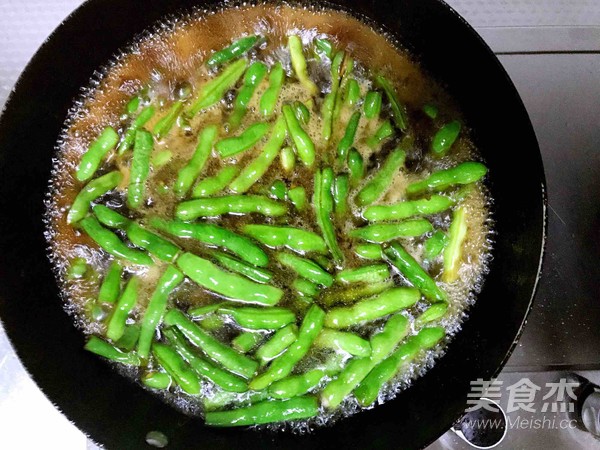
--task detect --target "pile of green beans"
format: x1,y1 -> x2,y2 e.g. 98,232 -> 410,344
61,29 -> 490,430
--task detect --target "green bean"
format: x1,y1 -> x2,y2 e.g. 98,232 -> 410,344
80,217 -> 153,265
269,179 -> 287,200
259,62 -> 285,117
199,315 -> 226,331
336,264 -> 390,284
187,58 -> 248,116
188,303 -> 223,318
164,327 -> 248,392
84,336 -> 141,366
324,287 -> 419,329
363,195 -> 454,222
333,56 -> 354,121
293,278 -> 319,298
313,168 -> 344,263
424,230 -> 448,260
92,204 -> 130,229
315,329 -> 371,357
443,206 -> 467,283
218,306 -> 296,330
152,343 -> 200,395
106,277 -> 139,341
66,257 -> 88,280
249,305 -> 325,390
288,186 -> 306,211
151,149 -> 172,168
174,125 -> 217,197
177,252 -> 282,306
232,332 -> 263,353
333,173 -> 349,217
344,79 -> 361,107
176,195 -> 287,220
322,51 -> 345,141
213,252 -> 273,284
114,324 -> 140,352
375,75 -> 408,131
384,242 -> 446,302
150,218 -> 268,267
314,38 -> 333,59
354,243 -> 382,260
406,162 -> 488,195
242,224 -> 327,254
153,101 -> 183,140
355,147 -> 406,206
269,370 -> 325,399
353,327 -> 445,406
293,101 -> 311,124
76,127 -> 119,182
337,111 -> 360,164
203,389 -> 269,411
415,302 -> 449,327
422,103 -> 438,119
142,371 -> 172,390
205,396 -> 318,427
319,280 -> 393,307
255,323 -> 298,367
68,171 -> 122,224
282,104 -> 315,167
125,96 -> 141,115
216,122 -> 269,158
450,183 -> 474,203
229,116 -> 288,193
127,130 -> 153,209
127,223 -> 180,262
363,91 -> 382,119
320,313 -> 408,408
279,146 -> 296,173
366,120 -> 394,149
164,309 -> 258,379
207,35 -> 260,67
137,266 -> 184,359
118,106 -> 156,154
276,252 -> 333,287
98,261 -> 122,303
288,35 -> 318,96
348,148 -> 364,186
432,120 -> 461,155
349,219 -> 433,243
192,165 -> 240,198
229,62 -> 269,128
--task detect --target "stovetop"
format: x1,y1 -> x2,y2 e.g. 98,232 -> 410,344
1,1 -> 599,448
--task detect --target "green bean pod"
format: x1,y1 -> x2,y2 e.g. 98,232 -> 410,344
406,162 -> 488,195
176,195 -> 287,220
366,120 -> 394,149
174,125 -> 217,197
279,146 -> 296,173
249,305 -> 325,390
76,127 -> 119,182
68,171 -> 123,224
192,165 -> 240,198
333,173 -> 349,217
98,260 -> 122,303
288,186 -> 307,211
422,104 -> 438,119
80,217 -> 153,265
348,148 -> 365,186
314,38 -> 333,59
259,62 -> 285,117
288,35 -> 318,96
255,323 -> 298,366
336,264 -> 390,284
337,111 -> 361,164
415,302 -> 449,326
344,79 -> 361,107
150,218 -> 268,267
84,336 -> 141,366
324,288 -> 420,328
92,204 -> 131,229
276,252 -> 334,287
363,91 -> 382,120
432,120 -> 461,155
216,122 -> 269,157
127,130 -> 153,209
127,223 -> 180,262
229,116 -> 288,193
349,219 -> 433,243
443,206 -> 468,282
268,369 -> 325,399
218,306 -> 296,330
315,329 -> 371,357
384,242 -> 446,302
322,51 -> 345,141
114,324 -> 140,352
231,332 -> 263,353
152,343 -> 200,395
375,75 -> 408,131
363,195 -> 454,222
106,277 -> 139,341
137,266 -> 184,359
355,147 -> 406,206
177,252 -> 282,306
354,243 -> 382,260
424,230 -> 449,261
229,62 -> 269,128
213,252 -> 273,284
206,35 -> 260,67
319,281 -> 393,307
153,101 -> 184,140
282,104 -> 315,167
242,224 -> 327,254
118,106 -> 155,154
164,309 -> 258,379
313,168 -> 344,263
142,372 -> 172,390
293,101 -> 311,124
269,180 -> 287,200
205,396 -> 319,427
293,278 -> 319,298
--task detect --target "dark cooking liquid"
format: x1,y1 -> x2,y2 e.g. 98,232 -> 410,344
45,3 -> 492,431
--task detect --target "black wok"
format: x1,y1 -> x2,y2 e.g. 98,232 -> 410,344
0,0 -> 546,448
